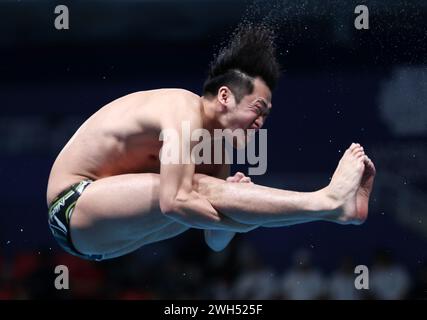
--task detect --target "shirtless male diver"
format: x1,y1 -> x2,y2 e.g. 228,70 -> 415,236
47,24 -> 376,261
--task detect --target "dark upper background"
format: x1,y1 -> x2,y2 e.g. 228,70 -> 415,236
0,0 -> 426,298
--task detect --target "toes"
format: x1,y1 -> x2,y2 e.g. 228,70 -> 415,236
226,176 -> 236,182
355,160 -> 365,172
352,145 -> 363,153
349,143 -> 359,152
240,177 -> 252,183
363,156 -> 373,165
231,172 -> 244,181
356,151 -> 365,158
345,143 -> 368,161
366,157 -> 376,172
362,156 -> 372,170
354,149 -> 365,159
346,143 -> 360,155
361,156 -> 377,176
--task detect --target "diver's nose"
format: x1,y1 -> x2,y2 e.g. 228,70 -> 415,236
255,118 -> 263,129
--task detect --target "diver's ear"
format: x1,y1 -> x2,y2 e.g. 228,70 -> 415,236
217,86 -> 235,110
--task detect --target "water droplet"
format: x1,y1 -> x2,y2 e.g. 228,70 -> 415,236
20,228 -> 23,232
6,240 -> 11,244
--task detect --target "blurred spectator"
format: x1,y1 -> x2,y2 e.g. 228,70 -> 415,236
279,249 -> 325,300
52,252 -> 106,299
328,256 -> 362,300
370,250 -> 411,300
0,257 -> 16,299
208,277 -> 233,299
203,243 -> 239,299
23,250 -> 58,299
231,256 -> 276,299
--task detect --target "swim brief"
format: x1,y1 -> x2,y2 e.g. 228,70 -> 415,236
48,180 -> 104,261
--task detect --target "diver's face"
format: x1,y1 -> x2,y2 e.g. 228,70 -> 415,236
224,77 -> 272,148
233,77 -> 272,132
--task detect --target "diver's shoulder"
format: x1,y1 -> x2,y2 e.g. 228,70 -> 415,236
131,88 -> 200,105
130,88 -> 202,116
134,88 -> 198,96
154,89 -> 202,124
165,88 -> 201,101
160,88 -> 201,111
121,88 -> 199,99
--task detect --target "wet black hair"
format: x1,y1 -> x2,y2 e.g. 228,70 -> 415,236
203,23 -> 281,103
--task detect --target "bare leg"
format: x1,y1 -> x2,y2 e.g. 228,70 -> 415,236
261,218 -> 325,227
70,144 -> 373,257
70,173 -> 191,257
102,221 -> 191,260
70,171 -> 322,257
200,144 -> 375,250
204,217 -> 326,252
194,143 -> 370,226
261,153 -> 375,229
70,173 -> 254,257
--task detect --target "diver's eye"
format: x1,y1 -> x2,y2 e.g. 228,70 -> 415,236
254,105 -> 263,115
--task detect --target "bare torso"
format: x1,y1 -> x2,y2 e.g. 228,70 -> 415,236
46,88 -> 222,206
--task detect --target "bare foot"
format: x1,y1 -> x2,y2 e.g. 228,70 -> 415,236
355,155 -> 376,223
325,143 -> 367,224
